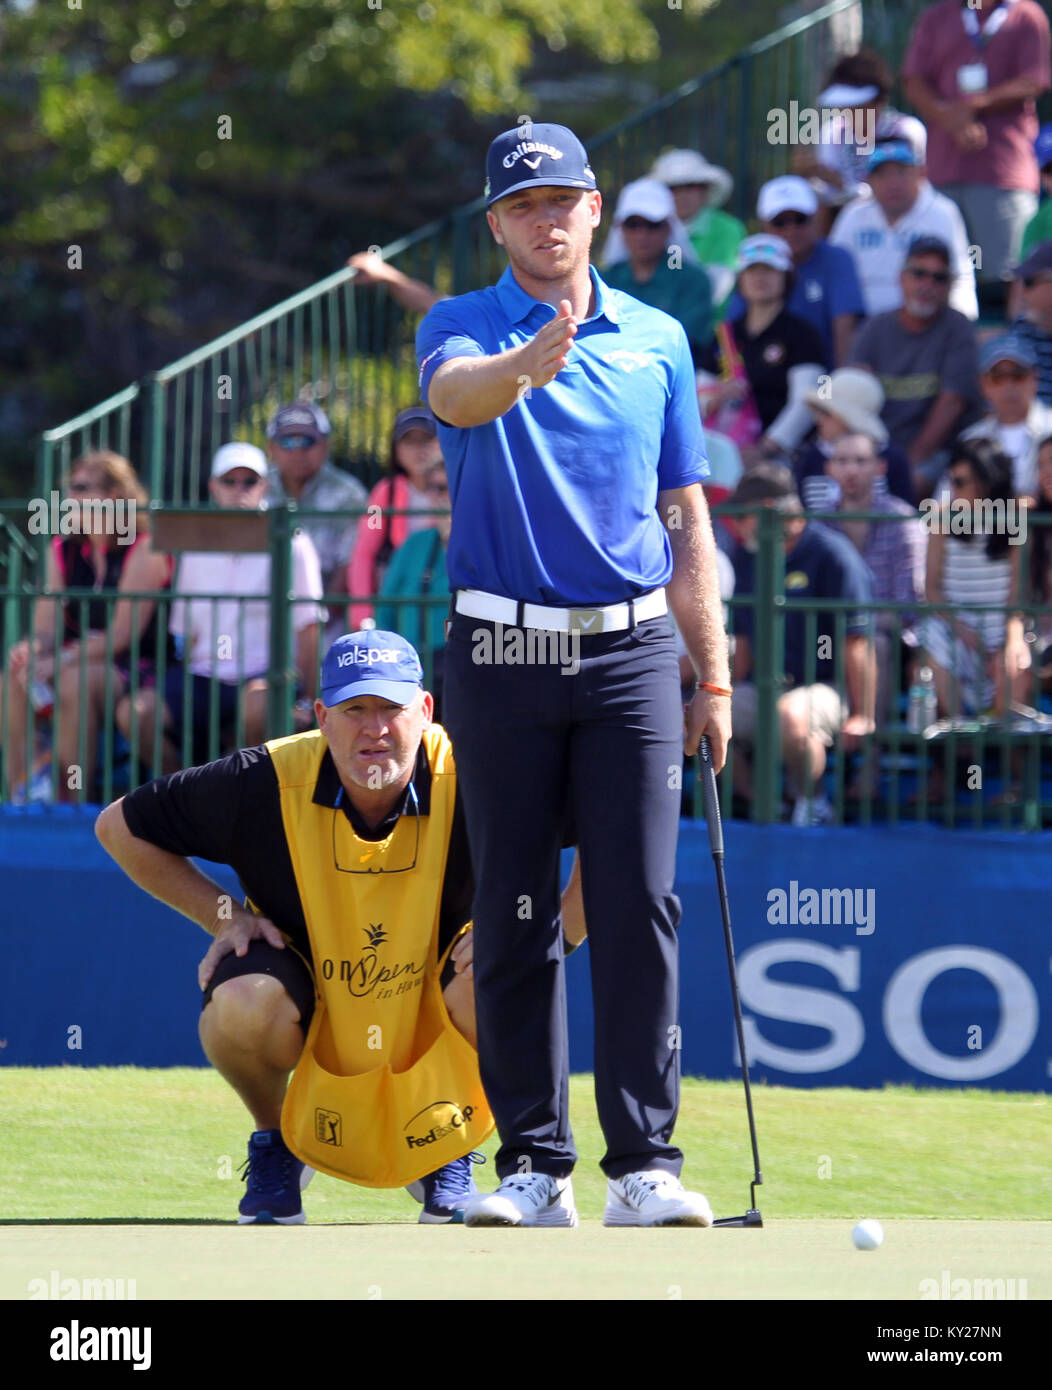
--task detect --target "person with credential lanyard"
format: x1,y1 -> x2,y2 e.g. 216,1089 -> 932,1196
96,630 -> 522,1225
417,122 -> 732,1228
902,0 -> 1050,309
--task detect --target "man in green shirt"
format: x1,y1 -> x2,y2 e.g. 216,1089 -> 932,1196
601,178 -> 715,363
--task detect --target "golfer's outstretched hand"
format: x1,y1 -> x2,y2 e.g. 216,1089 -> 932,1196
684,688 -> 732,773
199,908 -> 286,991
517,299 -> 577,391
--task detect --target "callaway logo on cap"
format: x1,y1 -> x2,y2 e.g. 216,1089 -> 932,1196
484,122 -> 597,207
321,631 -> 424,707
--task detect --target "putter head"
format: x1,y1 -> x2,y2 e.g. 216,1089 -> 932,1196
713,1209 -> 763,1228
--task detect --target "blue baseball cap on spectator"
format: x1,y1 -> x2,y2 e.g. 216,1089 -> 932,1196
266,401 -> 331,441
1035,123 -> 1052,171
484,123 -> 597,206
321,631 -> 424,707
979,334 -> 1038,374
867,140 -> 921,171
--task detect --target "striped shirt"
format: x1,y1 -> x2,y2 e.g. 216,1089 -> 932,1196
1009,318 -> 1052,408
940,529 -> 1014,647
829,494 -> 925,606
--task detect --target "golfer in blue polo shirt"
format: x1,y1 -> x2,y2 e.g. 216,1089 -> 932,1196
416,122 -> 732,1228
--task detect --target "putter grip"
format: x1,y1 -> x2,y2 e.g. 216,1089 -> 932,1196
699,735 -> 724,857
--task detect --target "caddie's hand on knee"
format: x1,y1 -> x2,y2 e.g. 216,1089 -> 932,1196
684,688 -> 732,773
198,907 -> 286,991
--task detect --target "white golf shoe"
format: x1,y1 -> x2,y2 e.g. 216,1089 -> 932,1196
463,1172 -> 578,1227
603,1170 -> 713,1227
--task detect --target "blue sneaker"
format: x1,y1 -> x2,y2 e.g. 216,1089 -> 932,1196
238,1129 -> 314,1225
406,1153 -> 485,1224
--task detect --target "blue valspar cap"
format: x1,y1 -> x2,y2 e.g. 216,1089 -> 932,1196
485,122 -> 597,206
321,631 -> 424,707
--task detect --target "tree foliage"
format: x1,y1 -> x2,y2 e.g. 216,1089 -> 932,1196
0,0 -> 771,490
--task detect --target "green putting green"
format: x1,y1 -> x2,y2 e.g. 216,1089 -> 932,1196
1,1069 -> 1047,1300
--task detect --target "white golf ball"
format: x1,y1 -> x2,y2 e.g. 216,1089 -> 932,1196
852,1219 -> 884,1250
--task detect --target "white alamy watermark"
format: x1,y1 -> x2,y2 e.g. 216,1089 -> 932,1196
919,1271 -> 1027,1300
471,622 -> 580,676
29,1270 -> 136,1300
766,880 -> 875,936
767,102 -> 875,153
49,1321 -> 151,1371
919,497 -> 1027,546
27,492 -> 137,546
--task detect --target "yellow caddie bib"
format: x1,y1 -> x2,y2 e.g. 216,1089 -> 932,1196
268,725 -> 493,1187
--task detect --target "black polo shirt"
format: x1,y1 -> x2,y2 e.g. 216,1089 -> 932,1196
700,309 -> 827,432
121,739 -> 474,961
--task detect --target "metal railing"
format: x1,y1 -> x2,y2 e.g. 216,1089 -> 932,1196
2,499 -> 1049,829
32,0 -> 912,502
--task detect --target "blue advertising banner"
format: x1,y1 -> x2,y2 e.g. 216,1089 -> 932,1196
1,809 -> 1048,1090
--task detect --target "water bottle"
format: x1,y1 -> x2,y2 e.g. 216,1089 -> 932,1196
30,680 -> 54,719
907,665 -> 937,733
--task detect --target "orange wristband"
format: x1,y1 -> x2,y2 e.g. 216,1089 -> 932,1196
697,681 -> 733,698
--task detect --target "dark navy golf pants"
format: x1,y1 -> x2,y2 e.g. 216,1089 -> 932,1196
443,610 -> 685,1180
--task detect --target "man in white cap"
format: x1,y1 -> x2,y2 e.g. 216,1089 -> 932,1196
723,175 -> 865,368
265,401 -> 369,607
116,442 -> 326,772
600,178 -> 714,361
648,148 -> 745,308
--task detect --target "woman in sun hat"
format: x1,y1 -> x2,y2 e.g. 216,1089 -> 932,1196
793,367 -> 915,507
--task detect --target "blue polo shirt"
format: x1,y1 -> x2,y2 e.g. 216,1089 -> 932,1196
724,240 -> 865,369
416,264 -> 709,605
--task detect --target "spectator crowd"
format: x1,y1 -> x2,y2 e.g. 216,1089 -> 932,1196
4,0 -> 1052,821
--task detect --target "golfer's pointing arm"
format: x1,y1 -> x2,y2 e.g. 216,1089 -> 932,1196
660,482 -> 732,773
427,300 -> 577,428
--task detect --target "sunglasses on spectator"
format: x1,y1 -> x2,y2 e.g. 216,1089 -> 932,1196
215,475 -> 263,490
275,434 -> 319,450
905,266 -> 950,284
622,217 -> 667,231
986,366 -> 1031,381
770,212 -> 810,228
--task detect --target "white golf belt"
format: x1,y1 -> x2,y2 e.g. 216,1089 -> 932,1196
454,587 -> 666,633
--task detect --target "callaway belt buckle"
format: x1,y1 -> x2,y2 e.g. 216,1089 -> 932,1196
567,607 -> 605,634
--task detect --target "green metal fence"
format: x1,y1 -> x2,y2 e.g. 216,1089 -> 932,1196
34,0 -> 931,503
2,499 -> 1049,829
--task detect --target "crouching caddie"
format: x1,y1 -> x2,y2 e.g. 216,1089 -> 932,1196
96,630 -> 495,1223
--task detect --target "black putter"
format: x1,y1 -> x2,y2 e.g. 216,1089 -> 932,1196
698,735 -> 763,1228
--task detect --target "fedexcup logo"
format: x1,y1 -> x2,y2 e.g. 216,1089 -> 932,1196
502,141 -> 564,170
404,1100 -> 475,1150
